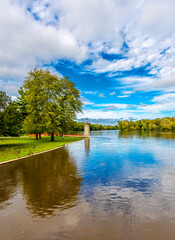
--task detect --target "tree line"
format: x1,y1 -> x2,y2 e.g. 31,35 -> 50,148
71,121 -> 117,131
117,118 -> 175,131
0,68 -> 82,141
72,118 -> 175,132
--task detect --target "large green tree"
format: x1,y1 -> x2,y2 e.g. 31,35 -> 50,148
43,76 -> 83,141
22,68 -> 83,141
22,68 -> 47,140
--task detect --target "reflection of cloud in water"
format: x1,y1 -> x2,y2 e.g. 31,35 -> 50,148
1,131 -> 175,239
83,180 -> 175,223
67,131 -> 175,225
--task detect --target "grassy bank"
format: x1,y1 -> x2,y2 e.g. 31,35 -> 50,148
0,136 -> 84,163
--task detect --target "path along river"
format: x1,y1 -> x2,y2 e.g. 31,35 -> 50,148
1,130 -> 175,240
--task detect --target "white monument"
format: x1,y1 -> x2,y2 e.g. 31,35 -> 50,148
84,119 -> 90,137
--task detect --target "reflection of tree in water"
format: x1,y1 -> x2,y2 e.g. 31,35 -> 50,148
0,163 -> 19,209
118,130 -> 175,140
20,147 -> 82,217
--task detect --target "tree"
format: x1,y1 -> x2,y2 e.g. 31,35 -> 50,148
71,121 -> 84,131
0,91 -> 9,135
22,68 -> 47,140
0,91 -> 22,136
42,76 -> 83,141
16,87 -> 28,120
2,101 -> 23,136
21,68 -> 83,141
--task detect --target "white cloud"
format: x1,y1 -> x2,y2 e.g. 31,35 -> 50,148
122,90 -> 134,95
139,101 -> 175,113
83,91 -> 97,95
118,95 -> 130,98
98,93 -> 105,98
52,0 -> 122,44
95,103 -> 132,109
150,72 -> 175,91
109,92 -> 116,95
0,80 -> 20,96
78,109 -> 133,119
77,109 -> 165,120
140,103 -> 147,106
1,0 -> 175,101
152,93 -> 175,102
89,58 -> 136,74
138,0 -> 175,39
139,92 -> 175,113
42,66 -> 63,78
81,98 -> 94,105
0,0 -> 87,94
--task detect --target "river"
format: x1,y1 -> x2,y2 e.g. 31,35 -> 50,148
1,130 -> 175,240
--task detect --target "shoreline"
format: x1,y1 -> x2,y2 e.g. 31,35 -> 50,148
0,138 -> 84,166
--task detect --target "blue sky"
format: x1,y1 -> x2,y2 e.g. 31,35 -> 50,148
1,0 -> 175,124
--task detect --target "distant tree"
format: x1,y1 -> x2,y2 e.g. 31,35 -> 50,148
0,91 -> 11,111
0,91 -> 22,136
71,121 -> 84,131
17,87 -> 28,120
2,101 -> 23,136
117,117 -> 175,132
0,91 -> 9,135
70,122 -> 117,131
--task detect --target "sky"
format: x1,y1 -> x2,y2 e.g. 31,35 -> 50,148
1,0 -> 175,124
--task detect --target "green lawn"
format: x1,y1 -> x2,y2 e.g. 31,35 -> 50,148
0,136 -> 84,163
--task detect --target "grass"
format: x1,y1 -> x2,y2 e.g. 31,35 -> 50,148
0,136 -> 84,163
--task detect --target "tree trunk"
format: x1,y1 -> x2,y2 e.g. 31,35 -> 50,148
35,133 -> 38,140
39,133 -> 41,139
51,133 -> 55,141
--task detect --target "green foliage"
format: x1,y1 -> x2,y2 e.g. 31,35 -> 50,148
56,77 -> 83,133
22,68 -> 47,138
71,121 -> 84,131
2,101 -> 23,136
22,68 -> 83,140
0,91 -> 22,137
16,87 -> 28,120
0,91 -> 11,111
117,117 -> 175,132
70,121 -> 117,131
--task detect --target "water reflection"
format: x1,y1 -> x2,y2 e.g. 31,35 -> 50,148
118,130 -> 175,140
21,148 -> 82,217
0,147 -> 82,217
0,163 -> 19,209
84,137 -> 90,154
1,131 -> 175,240
68,131 -> 175,221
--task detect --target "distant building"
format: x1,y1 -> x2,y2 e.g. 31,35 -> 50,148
84,119 -> 90,137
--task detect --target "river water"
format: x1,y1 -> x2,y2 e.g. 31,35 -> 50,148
1,130 -> 175,240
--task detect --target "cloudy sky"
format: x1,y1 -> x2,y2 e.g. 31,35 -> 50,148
1,0 -> 175,123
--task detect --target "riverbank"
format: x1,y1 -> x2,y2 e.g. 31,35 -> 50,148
0,136 -> 84,163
